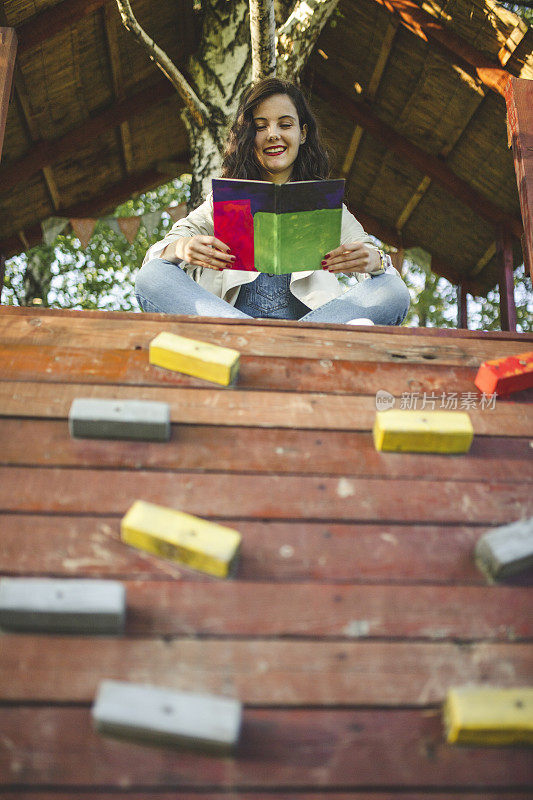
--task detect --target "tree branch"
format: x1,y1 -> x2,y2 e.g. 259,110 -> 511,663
250,0 -> 277,82
115,0 -> 209,127
276,0 -> 341,80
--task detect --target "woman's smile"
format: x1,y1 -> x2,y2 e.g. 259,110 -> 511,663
263,145 -> 287,155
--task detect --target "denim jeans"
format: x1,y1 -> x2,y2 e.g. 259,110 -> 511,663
135,258 -> 410,325
234,272 -> 311,319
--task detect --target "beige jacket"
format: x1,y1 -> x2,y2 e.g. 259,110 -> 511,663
144,192 -> 382,310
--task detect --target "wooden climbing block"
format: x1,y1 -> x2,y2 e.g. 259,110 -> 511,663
69,397 -> 170,441
149,331 -> 240,386
92,679 -> 242,751
444,687 -> 533,745
475,351 -> 533,396
121,500 -> 241,578
373,410 -> 474,453
475,517 -> 533,580
0,578 -> 125,633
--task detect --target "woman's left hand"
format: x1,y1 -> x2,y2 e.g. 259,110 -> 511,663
321,242 -> 381,274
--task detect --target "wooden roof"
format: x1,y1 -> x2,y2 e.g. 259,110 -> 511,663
0,0 -> 532,295
0,306 -> 532,791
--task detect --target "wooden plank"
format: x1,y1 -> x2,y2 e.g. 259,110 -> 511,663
68,581 -> 533,640
0,382 -> 530,436
0,28 -> 17,162
1,312 -> 531,363
0,342 -> 495,396
2,795 -> 531,800
1,707 -> 531,787
2,305 -> 531,341
2,420 -> 531,483
0,796 -> 530,800
0,514 -> 500,585
1,638 -> 532,705
1,467 -> 532,523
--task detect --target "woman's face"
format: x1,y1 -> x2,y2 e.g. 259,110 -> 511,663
252,93 -> 307,184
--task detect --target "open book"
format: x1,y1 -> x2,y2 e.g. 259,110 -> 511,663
212,178 -> 344,274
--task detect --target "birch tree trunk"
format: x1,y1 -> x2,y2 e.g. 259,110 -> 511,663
249,0 -> 276,83
184,0 -> 252,207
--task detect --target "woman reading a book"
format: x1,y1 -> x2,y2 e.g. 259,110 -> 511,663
137,78 -> 410,325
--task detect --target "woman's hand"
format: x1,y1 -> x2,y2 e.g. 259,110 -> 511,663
321,242 -> 381,274
171,235 -> 235,270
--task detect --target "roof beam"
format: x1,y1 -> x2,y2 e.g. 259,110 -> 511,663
505,76 -> 533,283
0,8 -> 62,209
469,242 -> 496,278
314,76 -> 523,239
370,0 -> 511,97
341,18 -> 399,178
394,86 -> 486,231
353,200 -> 495,296
15,0 -> 110,55
0,77 -> 176,194
0,160 -> 189,258
12,67 -> 62,210
103,3 -> 134,175
0,27 -> 16,160
498,17 -> 528,68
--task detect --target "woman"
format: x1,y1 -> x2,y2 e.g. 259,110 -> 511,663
136,78 -> 410,325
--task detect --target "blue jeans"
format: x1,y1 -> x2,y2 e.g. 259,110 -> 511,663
135,259 -> 410,325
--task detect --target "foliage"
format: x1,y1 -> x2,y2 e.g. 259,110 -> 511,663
467,262 -> 532,331
2,178 -> 190,311
401,256 -> 531,332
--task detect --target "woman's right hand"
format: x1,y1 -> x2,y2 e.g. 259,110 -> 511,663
172,235 -> 235,270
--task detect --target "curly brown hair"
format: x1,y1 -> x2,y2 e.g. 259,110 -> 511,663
221,78 -> 330,181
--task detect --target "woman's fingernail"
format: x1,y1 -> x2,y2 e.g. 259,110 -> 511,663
321,260 -> 327,266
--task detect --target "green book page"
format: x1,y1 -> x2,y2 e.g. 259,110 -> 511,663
253,211 -> 277,272
253,208 -> 342,274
